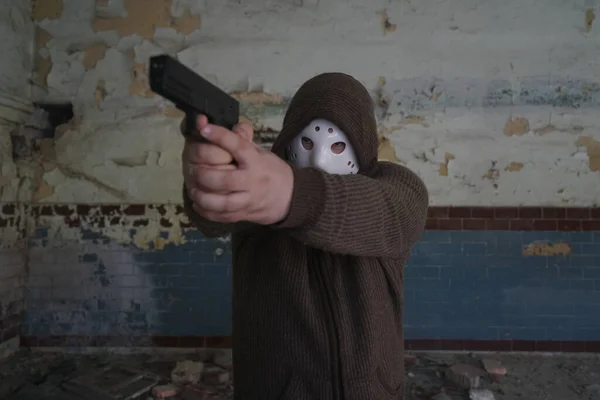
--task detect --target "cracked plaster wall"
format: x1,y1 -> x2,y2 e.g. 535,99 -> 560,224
0,0 -> 34,203
2,0 -> 600,207
1,0 -> 599,341
0,0 -> 33,350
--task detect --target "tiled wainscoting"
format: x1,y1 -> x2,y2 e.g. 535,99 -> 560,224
1,204 -> 600,352
0,204 -> 25,354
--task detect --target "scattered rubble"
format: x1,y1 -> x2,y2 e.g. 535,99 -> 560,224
481,358 -> 507,376
212,352 -> 233,371
202,365 -> 230,385
446,363 -> 485,389
469,388 -> 496,400
0,349 -> 234,400
404,354 -> 418,367
171,360 -> 204,385
431,392 -> 453,400
61,365 -> 160,399
1,349 -> 599,399
152,384 -> 180,398
586,383 -> 600,393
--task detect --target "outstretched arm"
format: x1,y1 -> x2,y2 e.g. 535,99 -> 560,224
274,162 -> 429,258
184,123 -> 427,252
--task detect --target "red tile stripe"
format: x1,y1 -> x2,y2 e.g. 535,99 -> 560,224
426,206 -> 600,231
18,335 -> 600,353
1,204 -> 600,231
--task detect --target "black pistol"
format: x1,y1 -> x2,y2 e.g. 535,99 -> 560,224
148,54 -> 240,140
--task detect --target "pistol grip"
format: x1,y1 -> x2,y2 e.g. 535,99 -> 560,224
182,111 -> 238,166
184,112 -> 209,143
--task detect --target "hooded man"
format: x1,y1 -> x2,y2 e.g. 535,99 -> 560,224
181,73 -> 429,399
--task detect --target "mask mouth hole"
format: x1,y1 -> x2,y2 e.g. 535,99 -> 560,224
331,142 -> 345,154
301,137 -> 313,150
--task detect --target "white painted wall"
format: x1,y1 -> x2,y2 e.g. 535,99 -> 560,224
0,1 -> 33,99
3,0 -> 600,206
0,0 -> 34,203
0,0 -> 31,345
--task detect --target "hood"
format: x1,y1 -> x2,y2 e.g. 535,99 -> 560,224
271,73 -> 379,175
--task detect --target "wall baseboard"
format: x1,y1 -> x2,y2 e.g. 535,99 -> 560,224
19,335 -> 600,353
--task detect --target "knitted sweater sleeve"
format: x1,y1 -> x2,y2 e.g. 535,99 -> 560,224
274,162 -> 429,258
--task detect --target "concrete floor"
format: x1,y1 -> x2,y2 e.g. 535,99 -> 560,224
406,352 -> 600,400
0,349 -> 599,399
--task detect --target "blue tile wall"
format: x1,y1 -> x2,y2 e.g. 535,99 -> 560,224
24,229 -> 232,337
405,230 -> 600,341
23,227 -> 600,341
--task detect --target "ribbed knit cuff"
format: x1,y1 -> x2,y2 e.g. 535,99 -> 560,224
274,167 -> 326,230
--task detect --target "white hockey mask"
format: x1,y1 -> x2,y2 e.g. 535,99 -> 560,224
286,119 -> 360,175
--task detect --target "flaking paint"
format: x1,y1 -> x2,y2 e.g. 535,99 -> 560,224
0,0 -> 599,215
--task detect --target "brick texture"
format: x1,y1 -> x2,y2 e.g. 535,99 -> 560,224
0,251 -> 25,345
405,229 -> 600,342
426,207 -> 600,231
24,227 -> 231,342
0,204 -> 26,347
5,204 -> 600,351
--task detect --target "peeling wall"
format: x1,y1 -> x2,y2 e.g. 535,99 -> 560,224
0,203 -> 26,350
0,0 -> 33,349
24,204 -> 233,338
0,0 -> 33,98
3,0 -> 600,343
20,204 -> 600,340
3,0 -> 600,287
3,0 -> 600,207
0,0 -> 34,202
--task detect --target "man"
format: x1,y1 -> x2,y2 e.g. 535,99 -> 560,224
181,73 -> 429,399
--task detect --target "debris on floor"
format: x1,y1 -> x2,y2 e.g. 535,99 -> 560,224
0,349 -> 234,400
445,363 -> 485,389
1,349 -> 599,399
152,384 -> 180,399
171,360 -> 204,385
481,358 -> 507,376
405,352 -> 600,400
469,388 -> 496,400
61,365 -> 160,399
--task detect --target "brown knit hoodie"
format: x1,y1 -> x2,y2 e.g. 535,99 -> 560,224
183,73 -> 429,400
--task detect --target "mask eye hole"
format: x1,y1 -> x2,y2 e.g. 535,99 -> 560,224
301,137 -> 314,150
331,142 -> 346,154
